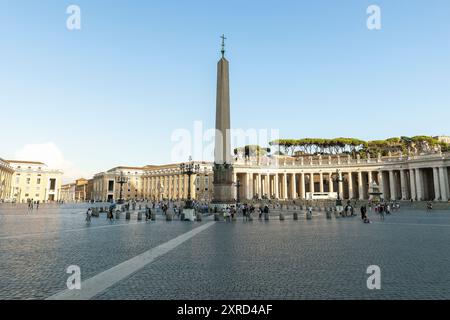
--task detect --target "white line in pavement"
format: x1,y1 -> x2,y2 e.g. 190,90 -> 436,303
0,221 -> 152,240
372,222 -> 450,228
46,221 -> 215,300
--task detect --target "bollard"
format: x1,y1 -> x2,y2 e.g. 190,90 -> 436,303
151,212 -> 156,221
326,210 -> 332,219
139,205 -> 141,210
196,212 -> 202,222
264,211 -> 269,221
181,213 -> 185,221
115,211 -> 121,219
126,211 -> 130,220
279,213 -> 285,221
306,212 -> 312,220
166,213 -> 173,221
293,212 -> 298,220
214,213 -> 220,221
137,212 -> 143,221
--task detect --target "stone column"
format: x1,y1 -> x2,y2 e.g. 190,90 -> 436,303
319,172 -> 324,193
415,169 -> 423,201
282,173 -> 288,199
266,173 -> 270,198
309,173 -> 315,195
433,167 -> 441,201
338,172 -> 343,198
400,170 -> 407,200
184,174 -> 189,199
329,173 -> 334,193
389,170 -> 396,200
300,173 -> 306,199
367,171 -> 372,184
168,176 -> 173,200
377,171 -> 384,198
439,166 -> 448,201
190,174 -> 197,200
409,169 -> 417,200
291,173 -> 297,199
257,174 -> 262,199
178,175 -> 183,199
274,173 -> 279,199
246,173 -> 252,200
358,171 -> 364,200
348,172 -> 354,199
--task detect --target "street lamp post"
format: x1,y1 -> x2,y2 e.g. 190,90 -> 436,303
115,171 -> 129,205
233,180 -> 241,208
179,156 -> 200,209
332,169 -> 343,209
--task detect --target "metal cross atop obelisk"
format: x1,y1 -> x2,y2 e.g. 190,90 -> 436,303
221,34 -> 226,57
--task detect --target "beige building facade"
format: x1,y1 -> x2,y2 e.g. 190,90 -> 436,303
7,160 -> 63,203
92,166 -> 146,202
0,158 -> 14,201
90,151 -> 450,203
141,162 -> 213,202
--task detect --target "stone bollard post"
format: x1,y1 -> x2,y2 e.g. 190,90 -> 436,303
214,213 -> 220,221
306,211 -> 312,220
326,209 -> 332,219
137,212 -> 143,221
126,211 -> 130,220
166,213 -> 173,221
151,212 -> 156,221
279,213 -> 285,221
196,212 -> 202,222
115,211 -> 121,219
264,211 -> 269,221
293,212 -> 298,220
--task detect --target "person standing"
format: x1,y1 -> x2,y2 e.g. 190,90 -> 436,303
86,208 -> 92,223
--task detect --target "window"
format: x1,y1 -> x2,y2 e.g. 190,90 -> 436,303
35,194 -> 39,197
37,178 -> 41,184
26,178 -> 31,184
108,180 -> 114,192
49,179 -> 56,191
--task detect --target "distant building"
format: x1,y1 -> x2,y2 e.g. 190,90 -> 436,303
92,166 -> 146,202
0,158 -> 14,201
60,183 -> 76,202
435,136 -> 450,144
7,160 -> 63,203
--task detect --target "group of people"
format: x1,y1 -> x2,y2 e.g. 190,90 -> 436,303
27,199 -> 39,211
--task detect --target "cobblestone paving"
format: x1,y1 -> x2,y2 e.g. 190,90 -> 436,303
0,203 -> 207,300
1,203 -> 450,299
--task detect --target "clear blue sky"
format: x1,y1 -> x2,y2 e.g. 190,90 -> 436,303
1,0 -> 449,180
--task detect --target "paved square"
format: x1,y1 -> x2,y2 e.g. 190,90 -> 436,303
1,203 -> 449,300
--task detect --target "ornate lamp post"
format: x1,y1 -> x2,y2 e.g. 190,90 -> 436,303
115,171 -> 129,204
179,156 -> 200,209
332,169 -> 343,208
233,180 -> 241,207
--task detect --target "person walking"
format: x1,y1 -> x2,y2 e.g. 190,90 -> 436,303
86,208 -> 92,223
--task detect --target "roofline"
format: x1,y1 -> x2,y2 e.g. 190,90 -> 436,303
5,160 -> 46,165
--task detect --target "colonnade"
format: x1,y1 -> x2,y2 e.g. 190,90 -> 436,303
234,166 -> 450,202
142,173 -> 213,201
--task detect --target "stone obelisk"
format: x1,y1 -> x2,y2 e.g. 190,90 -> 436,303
212,35 -> 234,206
